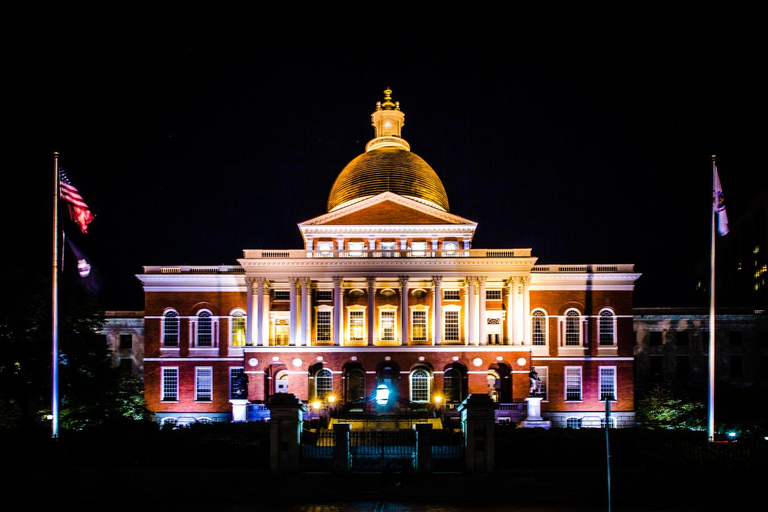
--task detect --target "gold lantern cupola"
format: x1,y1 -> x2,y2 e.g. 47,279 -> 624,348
327,89 -> 450,212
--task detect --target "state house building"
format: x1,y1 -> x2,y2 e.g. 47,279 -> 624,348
138,90 -> 641,429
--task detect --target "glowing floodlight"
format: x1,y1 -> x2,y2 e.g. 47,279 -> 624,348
327,395 -> 336,404
375,384 -> 390,405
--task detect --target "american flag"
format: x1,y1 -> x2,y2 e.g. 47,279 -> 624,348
59,169 -> 94,233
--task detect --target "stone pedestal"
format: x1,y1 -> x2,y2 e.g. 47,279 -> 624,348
268,394 -> 306,473
230,399 -> 248,422
333,422 -> 351,472
414,423 -> 433,473
458,394 -> 496,473
521,396 -> 551,429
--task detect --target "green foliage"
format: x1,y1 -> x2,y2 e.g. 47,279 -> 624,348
635,383 -> 706,430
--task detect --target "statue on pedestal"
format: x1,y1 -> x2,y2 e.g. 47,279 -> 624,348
529,368 -> 542,396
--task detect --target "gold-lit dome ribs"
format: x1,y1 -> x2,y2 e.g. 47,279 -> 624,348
327,148 -> 450,212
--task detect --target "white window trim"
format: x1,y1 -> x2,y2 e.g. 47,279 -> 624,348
485,289 -> 502,301
378,305 -> 398,343
534,365 -> 549,401
193,309 -> 218,349
161,366 -> 179,402
346,306 -> 367,344
598,366 -> 617,401
598,308 -> 618,347
315,368 -> 333,400
564,366 -> 582,402
443,289 -> 461,301
562,309 -> 583,347
410,305 -> 430,342
161,310 -> 180,349
442,305 -> 462,342
229,367 -> 245,400
315,305 -> 334,343
531,308 -> 549,348
195,366 -> 213,402
409,368 -> 431,402
229,309 -> 247,348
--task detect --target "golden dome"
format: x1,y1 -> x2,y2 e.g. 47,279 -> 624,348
327,147 -> 450,212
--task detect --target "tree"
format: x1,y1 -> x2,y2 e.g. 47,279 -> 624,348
635,383 -> 706,430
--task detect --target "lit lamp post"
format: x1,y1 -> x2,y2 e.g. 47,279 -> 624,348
327,395 -> 336,420
433,394 -> 443,415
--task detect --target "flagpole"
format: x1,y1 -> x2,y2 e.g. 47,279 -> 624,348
708,155 -> 716,443
52,151 -> 60,439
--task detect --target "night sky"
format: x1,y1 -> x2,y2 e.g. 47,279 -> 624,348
6,3 -> 764,311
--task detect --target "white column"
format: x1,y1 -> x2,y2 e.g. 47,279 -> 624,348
478,276 -> 487,345
333,276 -> 343,346
462,285 -> 470,345
245,277 -> 255,346
256,277 -> 266,346
367,276 -> 376,346
262,284 -> 271,346
300,277 -> 311,346
400,275 -> 409,345
306,237 -> 314,257
368,237 -> 377,255
467,277 -> 476,346
504,283 -> 513,345
513,277 -> 523,345
522,276 -> 531,346
289,277 -> 299,346
433,275 -> 442,345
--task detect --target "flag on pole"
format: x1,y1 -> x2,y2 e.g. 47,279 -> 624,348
713,164 -> 729,236
65,237 -> 101,294
59,169 -> 95,233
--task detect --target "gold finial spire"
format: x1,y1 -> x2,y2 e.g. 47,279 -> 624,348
381,88 -> 396,110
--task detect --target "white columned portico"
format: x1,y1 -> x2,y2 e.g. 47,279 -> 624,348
433,275 -> 442,345
262,284 -> 271,345
255,277 -> 267,346
521,276 -> 531,345
467,277 -> 477,346
399,275 -> 409,345
333,276 -> 343,346
477,276 -> 487,345
245,277 -> 255,346
300,277 -> 311,346
289,277 -> 299,345
504,283 -> 513,344
367,276 -> 376,345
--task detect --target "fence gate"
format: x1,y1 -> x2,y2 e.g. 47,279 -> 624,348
350,430 -> 416,472
300,429 -> 335,472
431,428 -> 465,472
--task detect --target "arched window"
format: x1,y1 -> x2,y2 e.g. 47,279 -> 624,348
315,368 -> 333,400
275,371 -> 289,394
346,368 -> 366,403
531,309 -> 547,346
196,310 -> 213,347
599,309 -> 616,346
565,309 -> 581,346
443,368 -> 462,403
231,309 -> 246,347
487,370 -> 500,402
410,368 -> 430,402
162,310 -> 179,347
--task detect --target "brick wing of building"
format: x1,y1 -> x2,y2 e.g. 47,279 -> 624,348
137,89 -> 641,429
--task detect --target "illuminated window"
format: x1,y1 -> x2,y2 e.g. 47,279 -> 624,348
410,241 -> 427,257
381,241 -> 397,256
443,289 -> 460,301
273,291 -> 290,301
162,310 -> 179,347
599,367 -> 616,401
410,368 -> 430,402
565,309 -> 582,346
412,309 -> 428,341
601,417 -> 616,429
443,241 -> 459,256
161,367 -> 178,401
565,367 -> 582,401
380,309 -> 396,342
315,368 -> 333,400
317,241 -> 333,257
348,241 -> 365,257
349,309 -> 365,343
531,309 -> 547,346
196,367 -> 213,402
316,290 -> 333,301
196,311 -> 213,347
566,417 -> 581,429
485,289 -> 502,301
598,309 -> 616,346
316,309 -> 332,342
231,310 -> 246,347
444,309 -> 460,341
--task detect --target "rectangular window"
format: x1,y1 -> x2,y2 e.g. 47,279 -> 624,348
565,367 -> 582,401
443,290 -> 460,301
444,310 -> 460,341
532,313 -> 547,346
485,289 -> 502,301
316,290 -> 333,301
196,367 -> 213,402
676,331 -> 689,346
316,310 -> 332,341
162,367 -> 178,402
650,332 -> 663,346
412,310 -> 427,341
231,315 -> 246,347
380,310 -> 396,342
197,317 -> 213,347
349,310 -> 365,342
599,367 -> 616,400
119,334 -> 132,349
230,367 -> 245,399
273,291 -> 290,301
